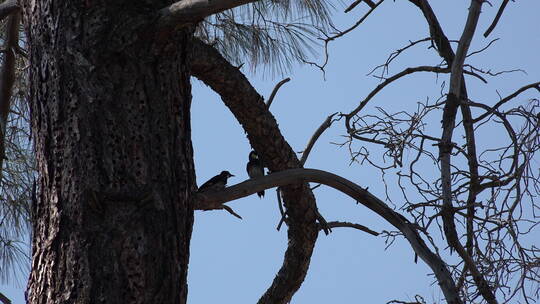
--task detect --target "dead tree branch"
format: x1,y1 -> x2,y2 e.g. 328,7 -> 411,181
420,0 -> 498,303
483,0 -> 510,37
196,168 -> 463,304
300,112 -> 338,166
323,221 -> 379,236
266,77 -> 290,109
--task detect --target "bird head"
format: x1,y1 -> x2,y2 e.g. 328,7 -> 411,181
221,171 -> 234,178
249,150 -> 259,161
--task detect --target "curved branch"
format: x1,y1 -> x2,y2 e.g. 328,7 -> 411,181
190,37 -> 320,304
300,112 -> 337,166
196,168 -> 462,304
473,81 -> 540,123
266,77 -> 290,108
483,0 -> 509,38
347,66 -> 449,120
323,221 -> 379,236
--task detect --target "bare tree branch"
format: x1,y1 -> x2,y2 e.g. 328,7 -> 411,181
327,0 -> 384,42
300,112 -> 338,166
221,205 -> 243,219
346,65 -> 486,127
197,168 -> 463,304
323,221 -> 379,236
473,81 -> 540,123
344,0 -> 376,13
483,0 -> 510,37
436,1 -> 498,303
266,77 -> 290,108
448,1 -> 481,97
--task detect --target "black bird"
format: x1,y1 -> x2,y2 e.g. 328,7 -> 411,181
246,150 -> 265,198
198,171 -> 234,192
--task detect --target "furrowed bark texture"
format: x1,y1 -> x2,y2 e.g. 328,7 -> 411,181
24,2 -> 195,303
191,38 -> 319,304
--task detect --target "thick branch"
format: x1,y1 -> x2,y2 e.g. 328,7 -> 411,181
191,37 -> 320,304
158,0 -> 258,29
0,0 -> 19,22
448,1 -> 482,97
449,1 -> 483,275
197,168 -> 462,304
423,1 -> 497,303
408,2 -> 500,303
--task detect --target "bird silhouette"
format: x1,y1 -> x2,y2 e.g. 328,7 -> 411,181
246,151 -> 265,198
198,171 -> 234,192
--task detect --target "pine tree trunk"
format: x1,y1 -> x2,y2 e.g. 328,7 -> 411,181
24,2 -> 195,303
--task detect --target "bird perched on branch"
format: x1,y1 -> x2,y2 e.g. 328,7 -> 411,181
246,150 -> 265,198
198,171 -> 234,192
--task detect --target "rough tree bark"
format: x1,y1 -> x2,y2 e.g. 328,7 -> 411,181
24,2 -> 195,303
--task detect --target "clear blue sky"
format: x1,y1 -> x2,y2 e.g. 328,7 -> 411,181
3,1 -> 539,303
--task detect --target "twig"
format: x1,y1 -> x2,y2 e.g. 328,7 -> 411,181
315,209 -> 331,235
483,0 -> 509,37
473,81 -> 540,123
300,112 -> 338,166
467,38 -> 499,58
327,0 -> 384,42
344,0 -> 376,13
345,65 -> 458,134
307,0 -> 384,73
276,188 -> 286,231
322,221 -> 379,236
266,77 -> 290,108
222,205 -> 242,219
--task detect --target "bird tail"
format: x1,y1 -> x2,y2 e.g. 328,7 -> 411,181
257,190 -> 265,198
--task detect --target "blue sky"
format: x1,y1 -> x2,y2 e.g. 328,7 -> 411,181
3,1 -> 540,303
